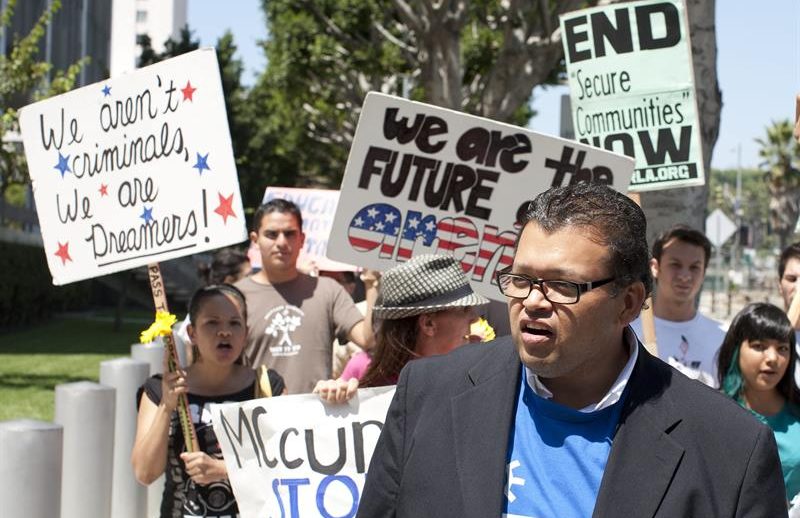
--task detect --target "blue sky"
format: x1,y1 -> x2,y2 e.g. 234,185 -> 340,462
188,0 -> 799,171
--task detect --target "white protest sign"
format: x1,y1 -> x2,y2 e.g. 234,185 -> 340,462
560,0 -> 704,192
327,92 -> 634,302
256,187 -> 355,271
212,386 -> 395,518
19,48 -> 247,285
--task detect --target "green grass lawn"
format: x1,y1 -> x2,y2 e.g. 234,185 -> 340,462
0,313 -> 150,421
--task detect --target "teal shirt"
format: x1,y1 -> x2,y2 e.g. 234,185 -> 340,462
747,404 -> 800,500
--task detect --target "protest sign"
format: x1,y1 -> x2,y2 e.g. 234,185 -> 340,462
560,0 -> 704,192
212,386 -> 395,518
18,48 -> 247,285
254,187 -> 355,271
327,92 -> 634,302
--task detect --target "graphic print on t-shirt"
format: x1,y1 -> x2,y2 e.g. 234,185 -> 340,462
180,400 -> 238,516
501,459 -> 538,518
675,334 -> 701,369
263,305 -> 305,356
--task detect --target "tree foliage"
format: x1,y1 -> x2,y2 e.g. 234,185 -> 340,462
757,119 -> 800,249
0,0 -> 86,200
136,25 -> 200,67
246,0 -> 604,194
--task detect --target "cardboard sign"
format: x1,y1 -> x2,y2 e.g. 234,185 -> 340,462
212,387 -> 395,518
18,48 -> 247,285
254,187 -> 355,272
327,92 -> 634,302
560,0 -> 704,192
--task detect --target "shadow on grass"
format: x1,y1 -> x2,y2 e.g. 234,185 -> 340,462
0,373 -> 91,391
0,315 -> 144,355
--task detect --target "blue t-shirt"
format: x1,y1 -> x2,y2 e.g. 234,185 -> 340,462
503,370 -> 625,518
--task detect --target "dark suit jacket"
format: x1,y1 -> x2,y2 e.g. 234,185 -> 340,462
357,336 -> 787,517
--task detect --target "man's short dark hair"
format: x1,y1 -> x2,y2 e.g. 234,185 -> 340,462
519,183 -> 652,298
251,198 -> 303,232
778,242 -> 800,278
651,224 -> 712,268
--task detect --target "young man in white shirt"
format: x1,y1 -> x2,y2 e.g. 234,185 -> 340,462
631,224 -> 725,385
778,242 -> 800,391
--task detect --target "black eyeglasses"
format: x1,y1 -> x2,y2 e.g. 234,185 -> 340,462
495,270 -> 615,305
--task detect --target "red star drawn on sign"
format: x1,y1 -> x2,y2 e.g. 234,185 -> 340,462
99,183 -> 108,196
55,242 -> 72,265
214,192 -> 236,224
181,80 -> 197,101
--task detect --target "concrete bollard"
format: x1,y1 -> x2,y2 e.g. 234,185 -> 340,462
0,419 -> 63,517
131,341 -> 165,374
101,358 -> 150,518
54,381 -> 116,518
130,342 -> 166,517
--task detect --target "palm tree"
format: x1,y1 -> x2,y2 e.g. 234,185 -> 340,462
757,120 -> 800,250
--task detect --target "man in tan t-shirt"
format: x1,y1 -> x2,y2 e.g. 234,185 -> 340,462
236,198 -> 377,393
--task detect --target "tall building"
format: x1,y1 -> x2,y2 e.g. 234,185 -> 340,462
0,0 -> 112,240
0,0 -> 112,96
110,0 -> 187,77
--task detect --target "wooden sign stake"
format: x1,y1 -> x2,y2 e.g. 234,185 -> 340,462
627,192 -> 658,356
147,262 -> 199,452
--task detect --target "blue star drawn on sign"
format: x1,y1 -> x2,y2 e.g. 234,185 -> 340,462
193,152 -> 210,175
101,84 -> 111,97
53,152 -> 71,178
140,206 -> 154,224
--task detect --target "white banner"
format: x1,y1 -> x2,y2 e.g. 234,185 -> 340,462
327,92 -> 634,302
212,386 -> 395,518
560,0 -> 704,192
19,48 -> 247,285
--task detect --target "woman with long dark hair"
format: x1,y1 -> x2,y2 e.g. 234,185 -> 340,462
717,302 -> 800,502
132,284 -> 284,517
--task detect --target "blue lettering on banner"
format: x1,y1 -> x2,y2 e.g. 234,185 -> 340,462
316,475 -> 359,518
271,476 -> 359,518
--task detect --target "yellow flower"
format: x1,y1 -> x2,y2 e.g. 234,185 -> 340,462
469,317 -> 496,343
139,311 -> 178,344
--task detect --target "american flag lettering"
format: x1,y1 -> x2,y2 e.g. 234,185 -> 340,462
348,203 -> 402,258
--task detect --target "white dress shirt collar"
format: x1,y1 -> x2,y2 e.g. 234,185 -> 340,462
524,326 -> 639,413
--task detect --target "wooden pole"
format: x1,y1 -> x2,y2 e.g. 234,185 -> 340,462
794,94 -> 800,144
627,192 -> 658,356
147,262 -> 199,452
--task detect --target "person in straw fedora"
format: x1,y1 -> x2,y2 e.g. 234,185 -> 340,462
315,253 -> 489,401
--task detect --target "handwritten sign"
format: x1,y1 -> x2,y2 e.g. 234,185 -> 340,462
560,0 -> 704,191
18,48 -> 247,285
327,92 -> 634,302
212,387 -> 394,518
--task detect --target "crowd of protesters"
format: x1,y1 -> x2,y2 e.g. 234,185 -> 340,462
133,191 -> 800,516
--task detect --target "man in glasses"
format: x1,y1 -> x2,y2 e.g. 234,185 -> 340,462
358,183 -> 785,517
235,198 -> 377,393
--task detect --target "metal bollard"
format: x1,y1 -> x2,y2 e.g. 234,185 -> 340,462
54,381 -> 115,518
101,358 -> 150,518
0,419 -> 63,517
